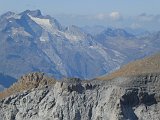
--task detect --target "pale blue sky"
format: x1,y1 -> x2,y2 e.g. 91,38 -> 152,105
0,0 -> 160,30
0,0 -> 159,15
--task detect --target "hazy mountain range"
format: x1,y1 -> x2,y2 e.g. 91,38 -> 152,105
0,10 -> 160,88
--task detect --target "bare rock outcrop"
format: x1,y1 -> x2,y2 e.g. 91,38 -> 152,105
0,73 -> 160,120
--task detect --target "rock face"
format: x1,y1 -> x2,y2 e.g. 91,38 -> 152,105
0,73 -> 160,120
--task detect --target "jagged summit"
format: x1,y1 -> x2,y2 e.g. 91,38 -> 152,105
98,53 -> 160,80
20,10 -> 42,17
20,10 -> 60,25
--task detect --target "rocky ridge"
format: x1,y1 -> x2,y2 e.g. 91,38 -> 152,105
0,73 -> 160,120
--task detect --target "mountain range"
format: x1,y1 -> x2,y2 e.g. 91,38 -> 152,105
0,10 -> 160,88
0,53 -> 160,120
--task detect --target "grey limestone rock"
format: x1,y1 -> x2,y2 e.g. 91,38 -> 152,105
0,73 -> 160,120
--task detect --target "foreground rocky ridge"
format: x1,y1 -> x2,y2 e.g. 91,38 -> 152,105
0,72 -> 160,120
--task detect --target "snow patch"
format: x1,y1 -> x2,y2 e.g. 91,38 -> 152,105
40,37 -> 46,42
29,15 -> 53,30
40,36 -> 49,42
89,45 -> 95,48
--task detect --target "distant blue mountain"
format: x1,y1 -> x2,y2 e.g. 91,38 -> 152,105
0,10 -> 160,85
0,73 -> 16,88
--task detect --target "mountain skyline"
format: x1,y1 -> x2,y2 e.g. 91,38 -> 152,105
0,10 -> 127,80
0,0 -> 160,31
0,10 -> 160,84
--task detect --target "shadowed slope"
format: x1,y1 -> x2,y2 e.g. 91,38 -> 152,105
98,53 -> 160,80
0,73 -> 16,88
